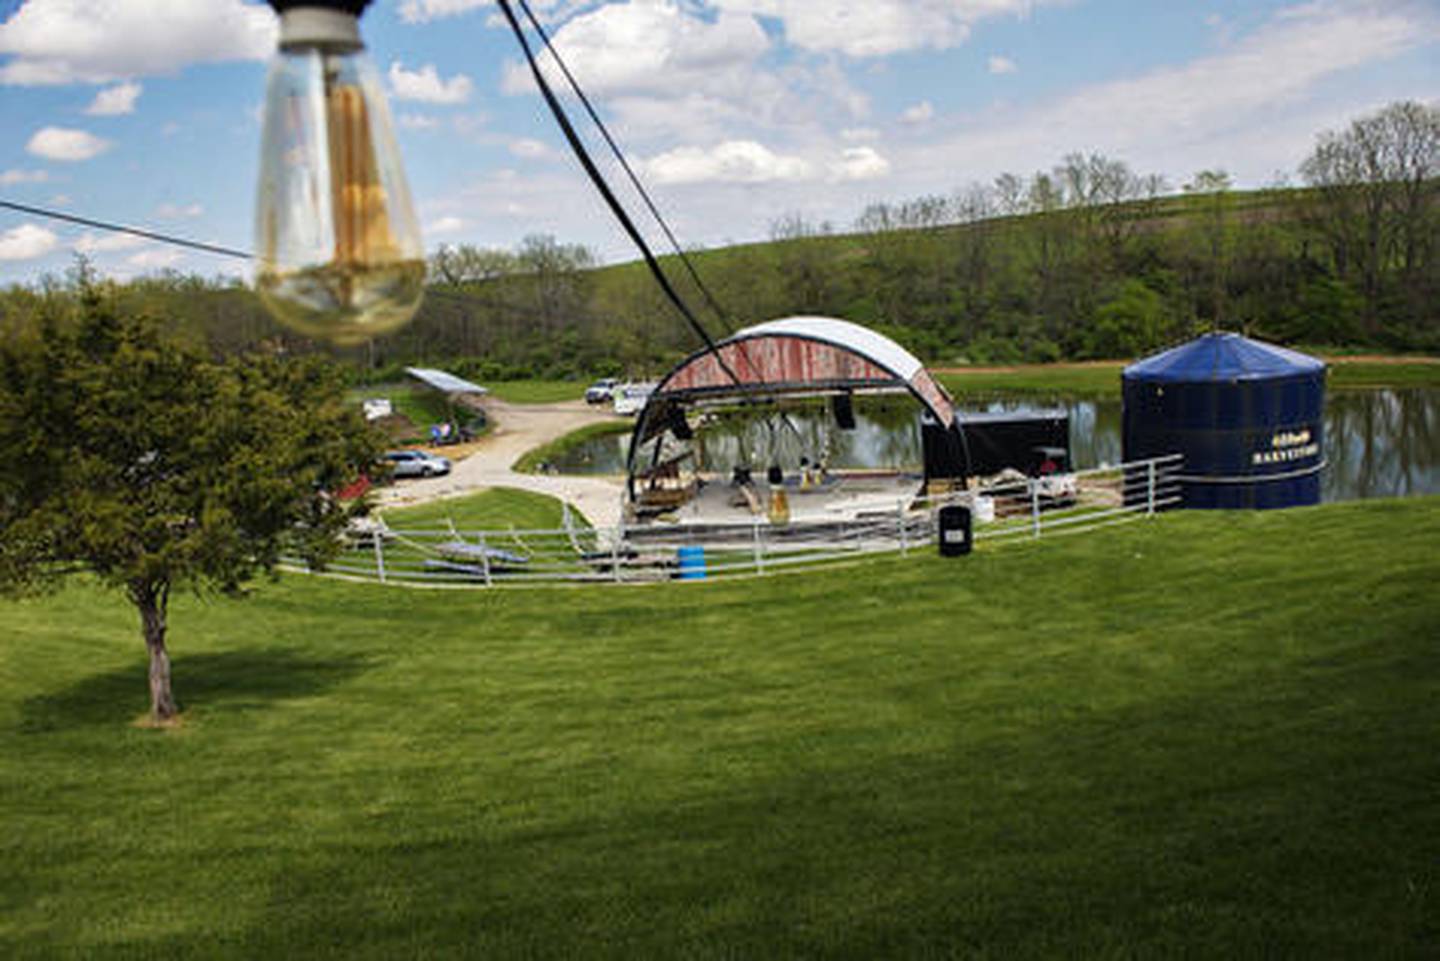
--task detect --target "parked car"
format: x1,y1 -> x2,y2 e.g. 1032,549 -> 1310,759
584,378 -> 619,405
383,449 -> 452,479
613,381 -> 657,416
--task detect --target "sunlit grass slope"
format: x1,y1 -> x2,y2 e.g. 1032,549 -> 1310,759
484,380 -> 588,404
3,497 -> 1437,958
935,359 -> 1440,400
377,486 -> 579,530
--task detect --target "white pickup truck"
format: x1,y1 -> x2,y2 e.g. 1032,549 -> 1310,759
612,382 -> 657,416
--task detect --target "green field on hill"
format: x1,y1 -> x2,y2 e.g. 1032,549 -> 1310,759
3,497 -> 1438,958
935,359 -> 1440,400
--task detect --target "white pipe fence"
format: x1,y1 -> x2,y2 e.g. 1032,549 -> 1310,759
281,454 -> 1184,588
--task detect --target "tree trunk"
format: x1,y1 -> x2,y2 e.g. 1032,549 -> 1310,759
129,579 -> 177,721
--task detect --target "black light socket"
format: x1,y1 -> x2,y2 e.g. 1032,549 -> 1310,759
268,1 -> 371,14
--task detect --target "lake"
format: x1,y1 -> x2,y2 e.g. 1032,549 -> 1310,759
549,389 -> 1440,503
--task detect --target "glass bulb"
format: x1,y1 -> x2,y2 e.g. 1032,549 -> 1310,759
254,21 -> 423,345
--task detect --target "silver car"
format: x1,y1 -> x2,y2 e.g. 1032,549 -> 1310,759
585,378 -> 618,404
383,450 -> 452,479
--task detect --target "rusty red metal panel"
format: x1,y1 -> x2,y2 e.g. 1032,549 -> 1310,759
662,335 -> 895,393
909,369 -> 955,426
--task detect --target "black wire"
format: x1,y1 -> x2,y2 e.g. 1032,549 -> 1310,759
494,0 -> 742,387
514,0 -> 767,387
0,199 -> 253,261
514,0 -> 735,334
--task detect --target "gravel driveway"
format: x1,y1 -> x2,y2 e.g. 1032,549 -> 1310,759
371,399 -> 630,529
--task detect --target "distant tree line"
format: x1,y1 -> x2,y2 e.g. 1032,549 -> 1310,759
2,101 -> 1435,378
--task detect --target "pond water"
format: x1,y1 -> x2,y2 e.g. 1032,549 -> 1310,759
550,389 -> 1440,503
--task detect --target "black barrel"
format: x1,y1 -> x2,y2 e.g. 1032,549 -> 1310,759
938,505 -> 972,556
1122,333 -> 1325,509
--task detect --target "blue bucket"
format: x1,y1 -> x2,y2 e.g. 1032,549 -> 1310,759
677,545 -> 706,580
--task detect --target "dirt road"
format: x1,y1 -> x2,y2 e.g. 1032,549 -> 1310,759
372,399 -> 630,528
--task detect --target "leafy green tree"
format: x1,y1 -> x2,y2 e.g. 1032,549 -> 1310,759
1290,277 -> 1365,345
1301,100 -> 1440,336
0,283 -> 383,722
1089,279 -> 1168,358
428,243 -> 518,286
1184,169 -> 1235,330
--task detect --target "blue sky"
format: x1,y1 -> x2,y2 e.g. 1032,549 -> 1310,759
0,0 -> 1436,285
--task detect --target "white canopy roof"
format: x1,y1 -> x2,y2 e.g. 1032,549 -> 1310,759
405,367 -> 488,395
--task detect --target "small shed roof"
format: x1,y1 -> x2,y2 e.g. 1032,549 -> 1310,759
405,367 -> 489,395
1123,333 -> 1324,384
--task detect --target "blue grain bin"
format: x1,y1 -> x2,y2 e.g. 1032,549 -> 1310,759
1122,333 -> 1326,509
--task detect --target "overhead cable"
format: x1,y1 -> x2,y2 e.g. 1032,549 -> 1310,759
0,199 -> 252,261
514,0 -> 767,386
494,0 -> 742,387
514,0 -> 736,334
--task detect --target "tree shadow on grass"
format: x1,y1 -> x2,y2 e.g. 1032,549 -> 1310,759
18,649 -> 377,733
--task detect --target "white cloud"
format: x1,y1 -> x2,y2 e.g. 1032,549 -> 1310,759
0,223 -> 59,261
901,101 -> 935,124
26,127 -> 110,162
830,145 -> 891,181
988,55 -> 1018,74
0,0 -> 274,85
388,61 -> 474,104
85,81 -> 141,116
896,0 -> 1438,191
401,0 -> 586,24
643,140 -> 813,185
127,248 -> 184,270
713,0 -> 1056,58
427,215 -> 466,235
0,169 -> 49,186
500,1 -> 866,145
155,203 -> 203,219
399,0 -> 488,23
398,113 -> 442,131
509,138 -> 552,159
841,127 -> 880,142
74,231 -> 146,254
506,1 -> 770,98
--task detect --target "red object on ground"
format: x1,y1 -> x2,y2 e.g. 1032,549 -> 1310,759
336,474 -> 372,500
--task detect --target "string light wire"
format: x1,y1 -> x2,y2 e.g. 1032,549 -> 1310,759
0,199 -> 252,262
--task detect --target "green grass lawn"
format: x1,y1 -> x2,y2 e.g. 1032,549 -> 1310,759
937,359 -> 1440,400
346,384 -> 453,428
1327,361 -> 1440,390
485,380 -> 587,404
377,487 -> 581,530
3,498 -> 1438,958
938,364 -> 1126,399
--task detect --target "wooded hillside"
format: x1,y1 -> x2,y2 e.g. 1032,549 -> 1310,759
3,101 -> 1435,380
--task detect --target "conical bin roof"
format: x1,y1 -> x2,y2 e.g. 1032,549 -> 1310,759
1123,332 -> 1324,384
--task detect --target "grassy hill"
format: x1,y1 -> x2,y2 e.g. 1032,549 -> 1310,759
3,497 -> 1438,957
35,178 -> 1428,386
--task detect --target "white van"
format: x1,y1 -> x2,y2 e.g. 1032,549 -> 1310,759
613,382 -> 657,416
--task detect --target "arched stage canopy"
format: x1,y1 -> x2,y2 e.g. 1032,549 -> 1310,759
625,317 -> 961,502
640,315 -> 954,431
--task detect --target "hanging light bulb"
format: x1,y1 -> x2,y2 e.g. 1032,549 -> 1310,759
255,1 -> 424,345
